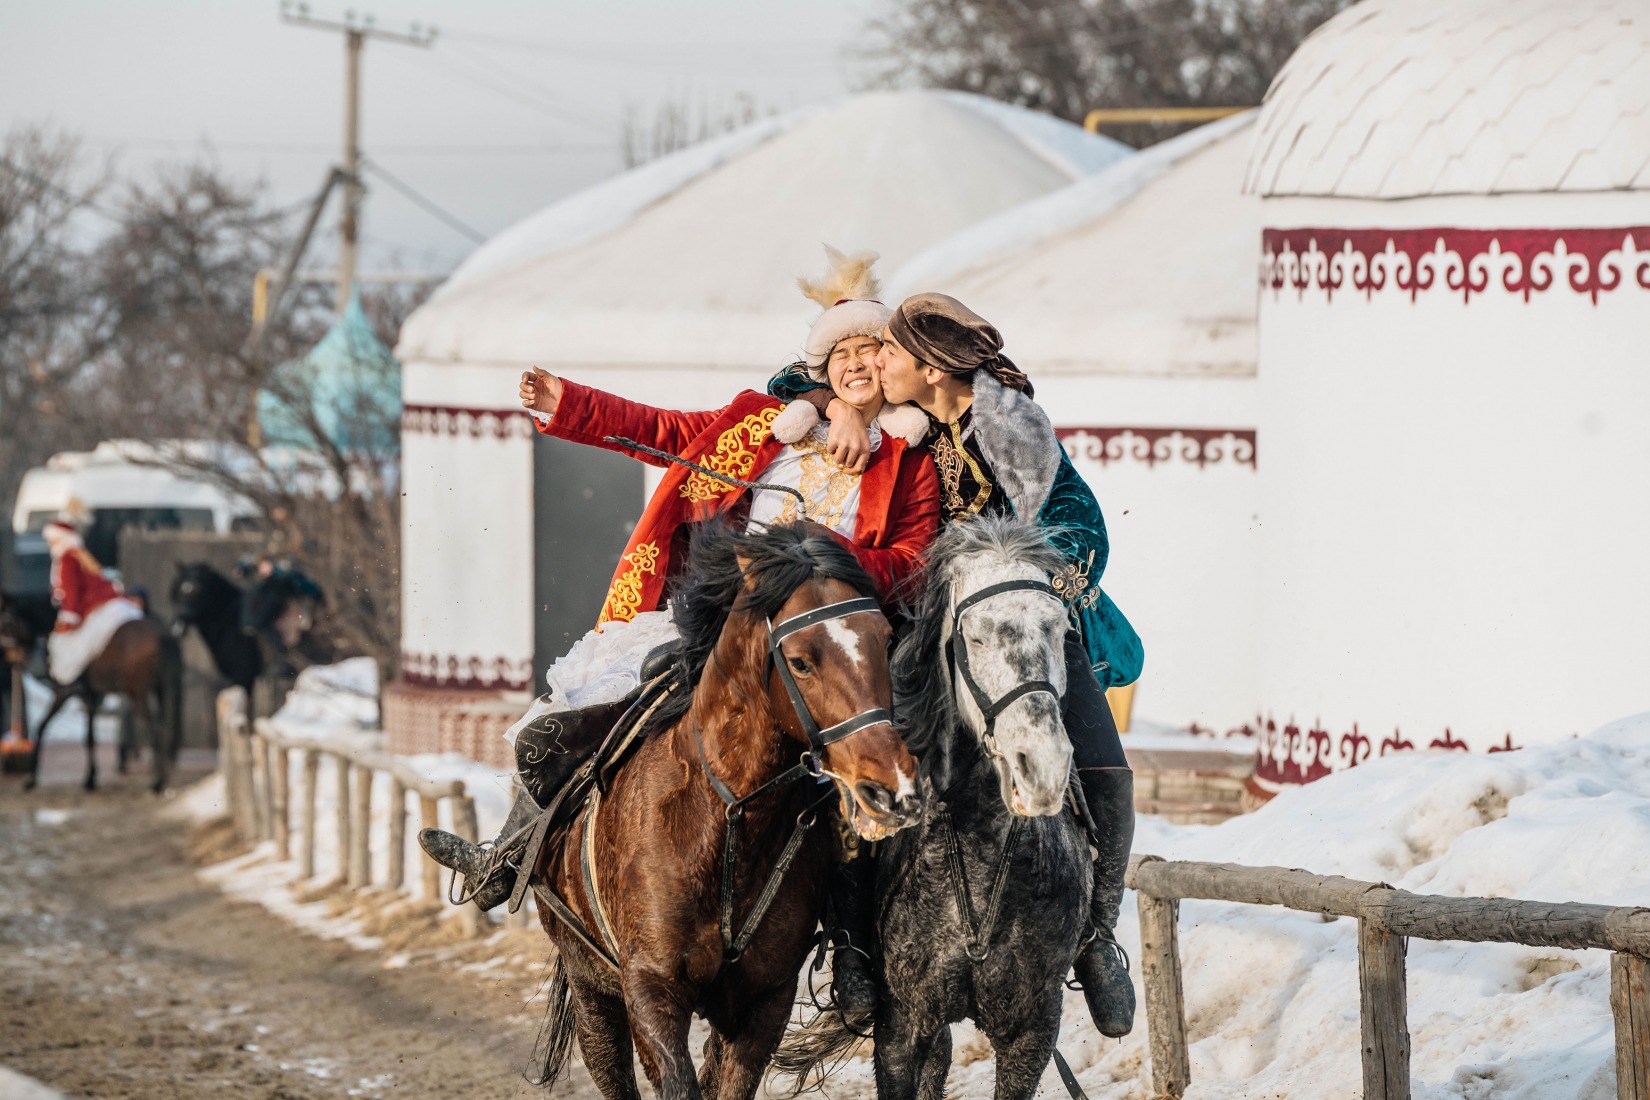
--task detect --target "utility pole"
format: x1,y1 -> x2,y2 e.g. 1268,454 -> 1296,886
279,2 -> 436,314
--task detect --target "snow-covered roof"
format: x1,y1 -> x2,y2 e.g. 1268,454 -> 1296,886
399,91 -> 1131,369
1245,0 -> 1650,199
893,115 -> 1258,378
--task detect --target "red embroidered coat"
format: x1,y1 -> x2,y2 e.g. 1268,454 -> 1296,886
538,381 -> 941,625
51,548 -> 123,630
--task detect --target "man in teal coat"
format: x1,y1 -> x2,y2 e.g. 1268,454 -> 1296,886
773,291 -> 1143,1038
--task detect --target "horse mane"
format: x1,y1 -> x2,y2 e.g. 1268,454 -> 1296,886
0,588 -> 59,641
646,519 -> 879,734
890,516 -> 1067,773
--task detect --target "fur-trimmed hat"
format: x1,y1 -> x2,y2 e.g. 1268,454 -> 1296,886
799,246 -> 893,374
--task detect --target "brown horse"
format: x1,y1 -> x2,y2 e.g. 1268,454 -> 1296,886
531,522 -> 923,1100
0,595 -> 182,793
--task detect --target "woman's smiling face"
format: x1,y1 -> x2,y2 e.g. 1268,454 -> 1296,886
826,334 -> 885,414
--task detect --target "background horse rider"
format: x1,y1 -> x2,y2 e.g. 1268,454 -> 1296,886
42,518 -> 146,688
773,291 -> 1145,1039
419,251 -> 941,1004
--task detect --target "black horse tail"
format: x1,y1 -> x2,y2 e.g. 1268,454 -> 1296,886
769,1005 -> 866,1096
528,950 -> 576,1090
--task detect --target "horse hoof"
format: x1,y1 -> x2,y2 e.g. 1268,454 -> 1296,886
84,777 -> 97,792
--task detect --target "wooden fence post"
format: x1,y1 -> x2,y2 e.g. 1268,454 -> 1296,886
301,749 -> 320,879
387,778 -> 407,892
350,763 -> 373,888
247,730 -> 269,842
260,735 -> 278,842
419,796 -> 441,901
271,746 -> 291,861
1138,892 -> 1191,1098
1358,918 -> 1411,1100
452,794 -> 481,937
216,690 -> 245,837
334,755 -> 352,885
1613,952 -> 1650,1100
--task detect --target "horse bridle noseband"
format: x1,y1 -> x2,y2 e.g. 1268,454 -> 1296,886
948,579 -> 1067,739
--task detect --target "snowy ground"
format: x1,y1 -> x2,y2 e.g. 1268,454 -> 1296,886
185,660 -> 1650,1098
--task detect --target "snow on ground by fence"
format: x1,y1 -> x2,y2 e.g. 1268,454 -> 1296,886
179,660 -> 1650,1098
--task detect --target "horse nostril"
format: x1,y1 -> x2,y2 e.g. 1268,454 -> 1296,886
855,781 -> 895,816
1014,751 -> 1031,778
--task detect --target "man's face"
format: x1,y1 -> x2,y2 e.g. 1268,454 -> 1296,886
875,326 -> 928,408
826,335 -> 884,413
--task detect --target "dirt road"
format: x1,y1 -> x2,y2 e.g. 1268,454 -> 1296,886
0,760 -> 602,1099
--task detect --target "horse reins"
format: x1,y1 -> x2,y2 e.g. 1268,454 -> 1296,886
693,596 -> 892,962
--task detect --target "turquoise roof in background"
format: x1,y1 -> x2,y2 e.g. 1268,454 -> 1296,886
258,288 -> 402,454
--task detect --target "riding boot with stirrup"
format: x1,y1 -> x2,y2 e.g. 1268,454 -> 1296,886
825,854 -> 878,1030
420,787 -> 537,912
1072,767 -> 1137,1038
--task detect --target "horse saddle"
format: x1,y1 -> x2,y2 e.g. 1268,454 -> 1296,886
507,644 -> 684,913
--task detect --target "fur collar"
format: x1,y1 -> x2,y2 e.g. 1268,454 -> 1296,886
771,399 -> 930,446
969,372 -> 1062,519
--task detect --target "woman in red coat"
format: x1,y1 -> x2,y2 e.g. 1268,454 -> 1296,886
422,252 -> 940,940
42,519 -> 143,685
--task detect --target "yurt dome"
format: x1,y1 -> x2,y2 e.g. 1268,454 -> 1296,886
388,91 -> 1131,766
887,115 -> 1261,735
1244,0 -> 1650,796
399,91 -> 1131,379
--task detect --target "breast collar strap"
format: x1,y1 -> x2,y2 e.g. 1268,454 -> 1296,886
948,580 -> 1065,739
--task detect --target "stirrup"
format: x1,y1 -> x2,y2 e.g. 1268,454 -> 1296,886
445,842 -> 514,906
1066,927 -> 1131,992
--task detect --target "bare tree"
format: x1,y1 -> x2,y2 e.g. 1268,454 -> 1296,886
862,0 -> 1352,146
621,92 -> 769,169
0,127 -> 111,529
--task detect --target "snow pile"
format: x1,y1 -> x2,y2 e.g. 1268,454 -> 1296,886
269,657 -> 381,737
923,712 -> 1650,1099
938,91 -> 1131,178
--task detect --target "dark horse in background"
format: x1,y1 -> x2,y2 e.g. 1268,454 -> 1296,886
778,517 -> 1092,1100
0,590 -> 183,793
531,522 -> 923,1100
169,562 -> 328,709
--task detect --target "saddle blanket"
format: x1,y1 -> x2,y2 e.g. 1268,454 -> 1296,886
504,609 -> 680,746
47,597 -> 144,685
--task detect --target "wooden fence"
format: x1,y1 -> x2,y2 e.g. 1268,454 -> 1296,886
1127,854 -> 1650,1100
216,686 -> 534,936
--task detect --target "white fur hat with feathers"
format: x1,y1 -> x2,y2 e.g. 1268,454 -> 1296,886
799,246 -> 893,372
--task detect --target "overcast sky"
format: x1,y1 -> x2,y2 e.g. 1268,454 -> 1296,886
1,0 -> 871,274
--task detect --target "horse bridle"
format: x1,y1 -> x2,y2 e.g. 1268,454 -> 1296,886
765,596 -> 892,758
947,579 -> 1067,740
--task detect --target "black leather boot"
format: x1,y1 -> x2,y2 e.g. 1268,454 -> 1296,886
419,787 -> 537,912
826,854 -> 878,1029
1072,767 -> 1136,1037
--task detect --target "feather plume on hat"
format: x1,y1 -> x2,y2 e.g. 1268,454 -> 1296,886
799,246 -> 894,371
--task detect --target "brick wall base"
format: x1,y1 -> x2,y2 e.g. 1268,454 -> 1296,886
382,680 -> 529,772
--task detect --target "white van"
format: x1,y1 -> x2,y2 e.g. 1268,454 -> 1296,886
10,440 -> 257,593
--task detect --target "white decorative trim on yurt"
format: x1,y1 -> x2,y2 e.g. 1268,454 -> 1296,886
1261,227 -> 1650,304
1057,426 -> 1257,470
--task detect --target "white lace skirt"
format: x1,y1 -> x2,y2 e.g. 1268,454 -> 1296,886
504,609 -> 681,746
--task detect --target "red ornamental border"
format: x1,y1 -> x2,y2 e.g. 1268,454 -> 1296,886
1261,227 -> 1650,305
401,649 -> 535,692
402,404 -> 538,440
1057,426 -> 1257,470
1236,713 -> 1521,788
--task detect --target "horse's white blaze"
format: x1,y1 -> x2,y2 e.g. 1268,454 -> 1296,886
822,618 -> 865,669
895,764 -> 916,803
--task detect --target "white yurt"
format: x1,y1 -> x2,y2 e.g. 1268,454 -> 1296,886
1244,0 -> 1650,796
888,114 -> 1262,735
389,91 -> 1130,764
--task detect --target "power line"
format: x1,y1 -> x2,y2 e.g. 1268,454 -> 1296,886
96,137 -> 618,157
401,48 -> 614,136
359,157 -> 488,245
